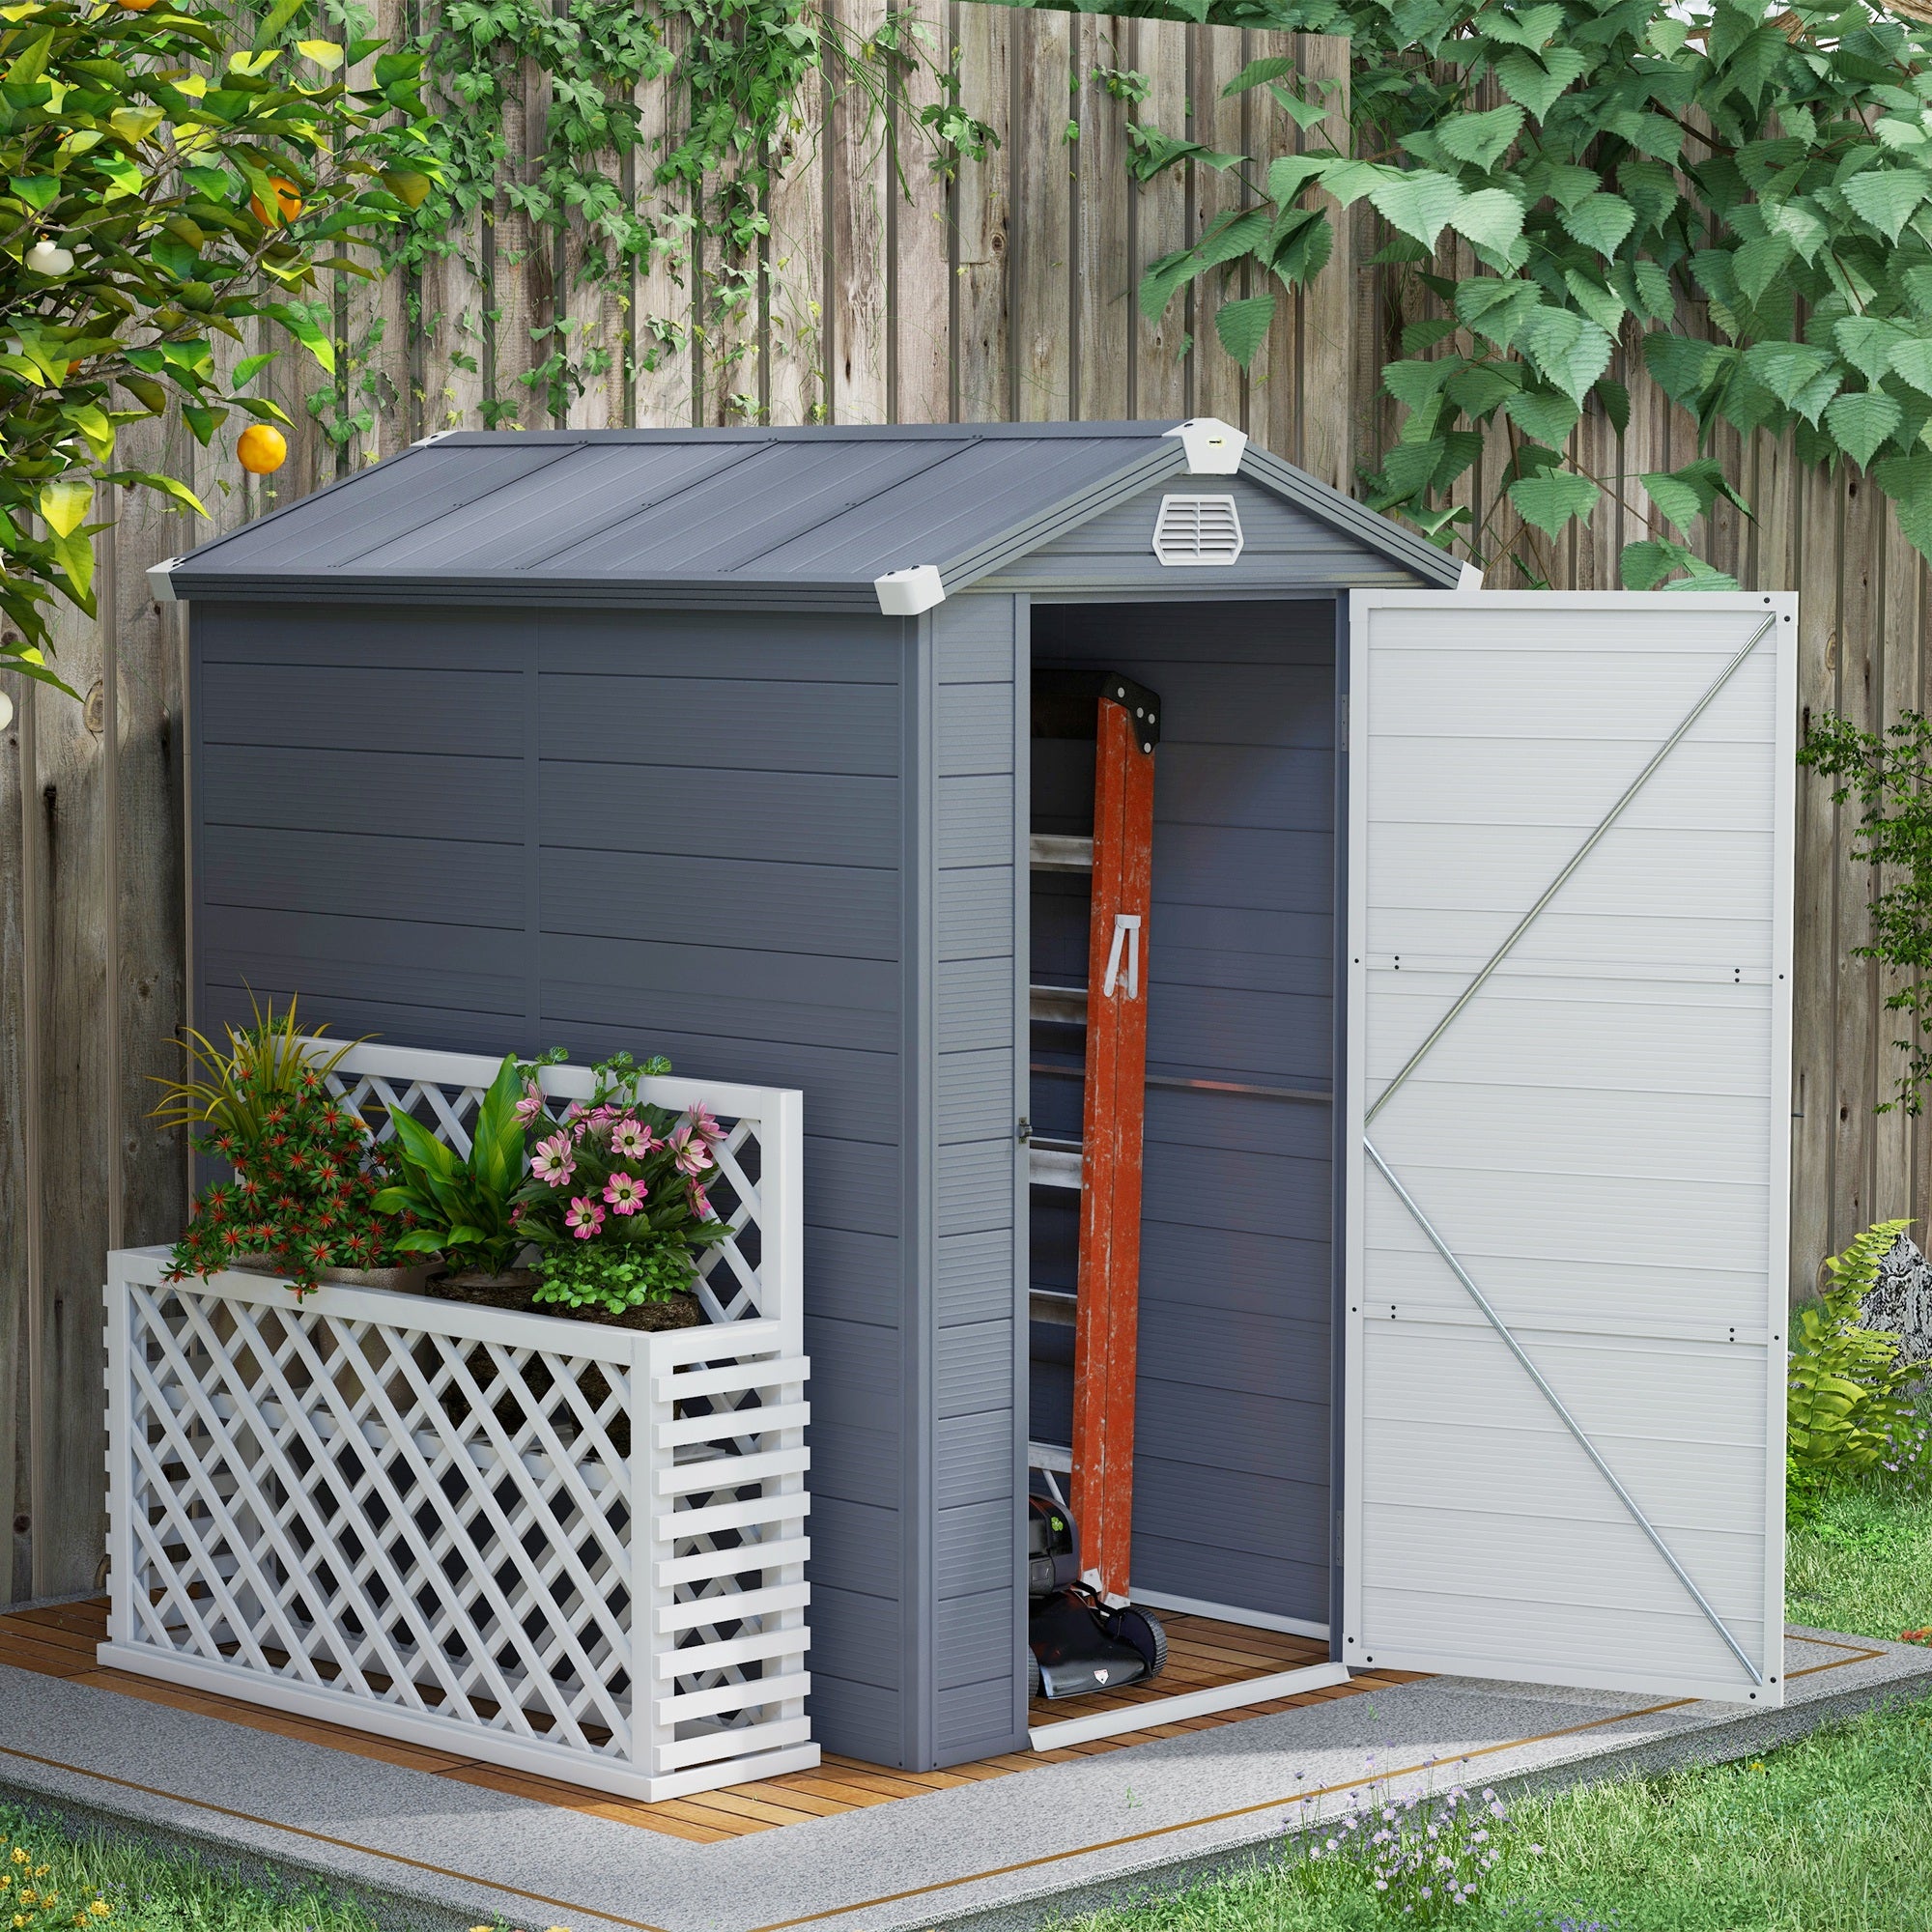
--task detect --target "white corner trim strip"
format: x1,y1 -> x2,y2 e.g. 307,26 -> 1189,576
1457,561 -> 1484,590
1162,417 -> 1246,475
874,564 -> 947,614
1028,1659 -> 1350,1750
147,558 -> 180,604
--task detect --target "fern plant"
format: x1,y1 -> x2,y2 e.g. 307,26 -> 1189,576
1789,1218 -> 1918,1497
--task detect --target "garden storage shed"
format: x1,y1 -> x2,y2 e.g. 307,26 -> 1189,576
151,419 -> 1796,1776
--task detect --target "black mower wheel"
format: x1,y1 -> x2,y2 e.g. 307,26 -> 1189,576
1105,1605 -> 1168,1682
1027,1647 -> 1043,1702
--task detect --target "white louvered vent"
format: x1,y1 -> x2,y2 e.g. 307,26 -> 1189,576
1151,493 -> 1244,566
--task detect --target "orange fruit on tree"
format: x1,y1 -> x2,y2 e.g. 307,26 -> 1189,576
249,176 -> 303,227
237,425 -> 287,475
116,0 -> 162,10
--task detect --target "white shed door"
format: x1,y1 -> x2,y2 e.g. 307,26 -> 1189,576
1345,590 -> 1795,1708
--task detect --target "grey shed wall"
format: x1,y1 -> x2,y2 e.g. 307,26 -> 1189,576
188,599 -> 1010,1769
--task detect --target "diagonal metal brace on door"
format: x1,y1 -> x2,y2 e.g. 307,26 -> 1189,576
1363,612 -> 1778,1688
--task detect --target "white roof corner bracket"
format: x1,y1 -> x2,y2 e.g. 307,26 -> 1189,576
874,564 -> 947,616
147,558 -> 181,604
1457,560 -> 1484,591
1163,417 -> 1246,476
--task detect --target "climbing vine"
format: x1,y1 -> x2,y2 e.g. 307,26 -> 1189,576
1126,0 -> 1932,589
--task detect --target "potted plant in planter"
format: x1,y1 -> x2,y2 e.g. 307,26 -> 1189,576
155,996 -> 429,1298
512,1050 -> 733,1330
373,1054 -> 535,1298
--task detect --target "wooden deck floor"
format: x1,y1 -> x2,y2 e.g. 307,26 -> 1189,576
1,1600 -> 1424,1845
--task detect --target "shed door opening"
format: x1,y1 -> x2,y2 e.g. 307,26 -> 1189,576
1028,600 -> 1341,1675
1346,590 -> 1793,1707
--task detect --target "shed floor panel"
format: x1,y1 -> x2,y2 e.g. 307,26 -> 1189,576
0,1601 -> 1423,1842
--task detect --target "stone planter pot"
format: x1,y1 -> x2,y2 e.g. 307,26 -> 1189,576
320,1262 -> 437,1293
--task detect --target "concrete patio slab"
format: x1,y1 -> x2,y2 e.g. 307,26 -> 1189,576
4,1627 -> 1929,1932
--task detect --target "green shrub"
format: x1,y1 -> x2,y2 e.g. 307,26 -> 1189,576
1789,1220 -> 1919,1500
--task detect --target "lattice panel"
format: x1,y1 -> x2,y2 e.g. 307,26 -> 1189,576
121,1279 -> 639,1756
104,1040 -> 810,1802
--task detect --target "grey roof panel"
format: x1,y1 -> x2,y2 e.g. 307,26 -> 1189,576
166,424 -> 1463,602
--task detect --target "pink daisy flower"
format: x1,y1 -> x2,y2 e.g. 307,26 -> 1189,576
603,1170 -> 647,1215
691,1183 -> 716,1222
667,1124 -> 713,1177
687,1103 -> 725,1146
531,1132 -> 576,1187
514,1084 -> 546,1126
565,1196 -> 606,1240
608,1116 -> 657,1160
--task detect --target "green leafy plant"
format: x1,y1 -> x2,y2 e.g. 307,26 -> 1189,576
1789,1218 -> 1919,1497
372,1052 -> 529,1278
1799,707 -> 1932,1113
0,0 -> 439,692
149,989 -> 359,1146
1127,0 -> 1932,586
512,1048 -> 732,1318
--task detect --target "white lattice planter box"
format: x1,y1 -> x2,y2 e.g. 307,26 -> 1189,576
101,1042 -> 812,1803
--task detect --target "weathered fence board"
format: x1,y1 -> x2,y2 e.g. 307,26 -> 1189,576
2,4 -> 1925,1606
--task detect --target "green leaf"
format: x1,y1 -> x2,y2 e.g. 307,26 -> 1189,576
1492,47 -> 1591,122
297,39 -> 345,70
232,352 -> 278,388
1825,390 -> 1904,469
1835,317 -> 1910,387
1517,308 -> 1613,405
9,174 -> 57,211
38,478 -> 90,539
1138,248 -> 1198,324
1436,103 -> 1524,172
1843,167 -> 1932,242
1558,193 -> 1636,259
1641,470 -> 1710,534
1266,155 -> 1330,208
1368,170 -> 1464,251
1266,83 -> 1333,135
1503,388 -> 1581,445
1742,340 -> 1842,425
1563,270 -> 1626,338
265,302 -> 336,376
1595,377 -> 1631,438
1195,207 -> 1270,270
1449,188 -> 1525,257
1643,332 -> 1727,405
1875,450 -> 1932,561
1889,335 -> 1932,399
1213,294 -> 1276,367
1223,55 -> 1297,97
1508,469 -> 1600,538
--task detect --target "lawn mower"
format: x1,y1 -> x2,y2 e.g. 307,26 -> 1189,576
1026,1492 -> 1168,1701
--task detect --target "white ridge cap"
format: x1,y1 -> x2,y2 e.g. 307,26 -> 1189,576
1457,560 -> 1485,590
147,557 -> 181,604
1163,417 -> 1246,475
874,564 -> 947,615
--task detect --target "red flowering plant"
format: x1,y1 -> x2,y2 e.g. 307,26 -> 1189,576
155,997 -> 412,1298
510,1049 -> 733,1317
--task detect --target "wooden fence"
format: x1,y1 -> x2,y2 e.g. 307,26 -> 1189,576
0,3 -> 1919,1605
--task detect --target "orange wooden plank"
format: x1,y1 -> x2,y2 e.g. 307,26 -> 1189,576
1070,689 -> 1156,1599
0,1630 -> 92,1676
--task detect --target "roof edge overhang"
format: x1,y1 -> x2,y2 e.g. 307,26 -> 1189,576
162,573 -> 900,612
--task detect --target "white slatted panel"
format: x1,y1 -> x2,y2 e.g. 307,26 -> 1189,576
1344,591 -> 1795,1707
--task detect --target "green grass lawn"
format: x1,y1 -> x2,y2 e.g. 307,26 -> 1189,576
1065,1460 -> 1932,1932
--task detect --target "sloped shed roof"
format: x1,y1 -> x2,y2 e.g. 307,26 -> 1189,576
158,421 -> 1463,609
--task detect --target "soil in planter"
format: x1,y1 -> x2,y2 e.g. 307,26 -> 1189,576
425,1275 -> 701,1456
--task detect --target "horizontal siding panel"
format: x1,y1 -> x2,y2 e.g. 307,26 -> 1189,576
938,1228 -> 1014,1327
938,1498 -> 1014,1598
937,1410 -> 1012,1508
202,826 -> 519,928
805,1226 -> 901,1326
1132,1380 -> 1328,1480
810,1496 -> 901,1600
938,869 -> 1014,960
610,1034 -> 895,1145
936,599 -> 1017,683
200,982 -> 526,1058
1155,826 -> 1330,915
803,1316 -> 902,1407
937,1677 -> 1017,1752
938,1048 -> 1015,1145
1132,1457 -> 1328,1569
203,908 -> 526,1020
545,610 -> 902,685
542,848 -> 899,961
937,1319 -> 1013,1418
200,663 -> 525,755
1138,1303 -> 1328,1405
810,1584 -> 900,1689
937,1590 -> 1016,1690
202,746 -> 526,842
805,1134 -> 901,1237
1132,1531 -> 1328,1625
809,1419 -> 901,1510
1139,1223 -> 1331,1320
939,685 -> 1015,776
937,776 -> 1013,867
939,1139 -> 1015,1236
1142,1143 -> 1330,1239
541,764 -> 898,867
543,932 -> 897,1053
808,1676 -> 901,1766
541,674 -> 900,776
938,957 -> 1013,1052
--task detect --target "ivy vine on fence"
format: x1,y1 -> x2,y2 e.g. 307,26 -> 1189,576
1134,0 -> 1932,589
